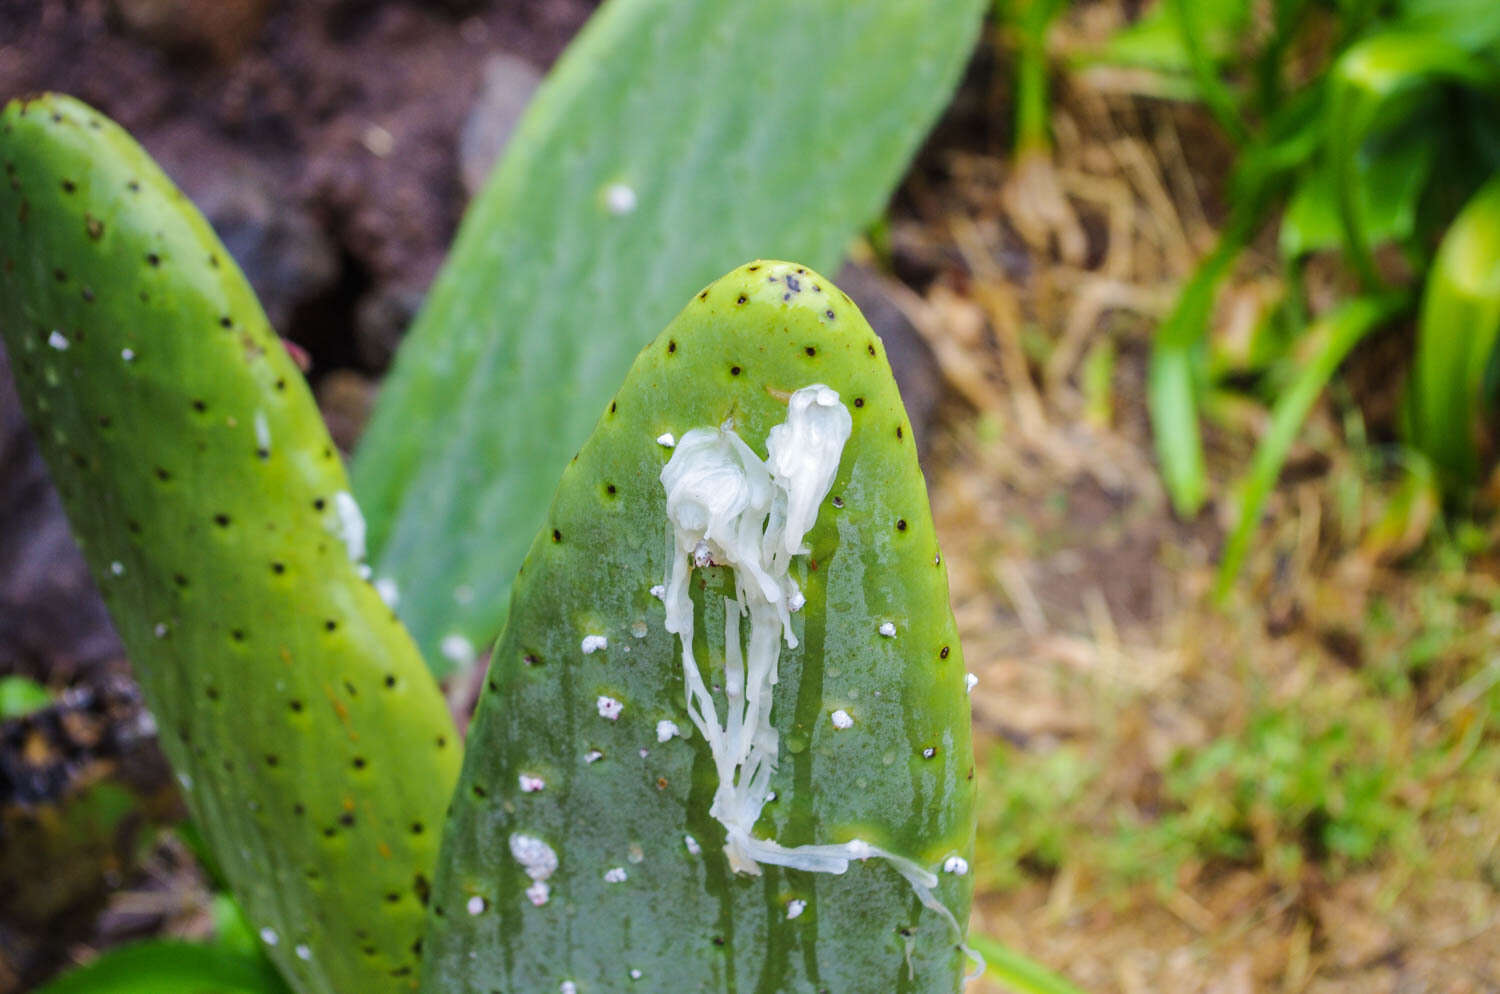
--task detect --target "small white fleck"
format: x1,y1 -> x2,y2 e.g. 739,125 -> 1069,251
965,672 -> 978,694
788,590 -> 806,613
259,927 -> 279,946
766,791 -> 776,801
509,834 -> 559,882
845,839 -> 873,860
375,577 -> 400,608
597,695 -> 623,720
638,748 -> 649,758
153,622 -> 168,639
466,895 -> 486,915
526,880 -> 550,906
519,774 -> 546,793
454,584 -> 474,605
655,719 -> 680,743
684,834 -> 701,855
830,709 -> 853,730
922,747 -> 936,759
604,182 -> 638,215
441,634 -> 476,666
110,561 -> 124,576
604,867 -> 628,883
631,619 -> 649,638
878,621 -> 897,637
254,410 -> 270,453
176,771 -> 192,791
786,899 -> 807,920
362,123 -> 395,157
121,347 -> 135,361
356,563 -> 371,580
584,749 -> 604,764
47,330 -> 69,350
629,969 -> 643,980
295,944 -> 312,961
581,634 -> 608,654
330,491 -> 367,566
942,856 -> 970,875
656,432 -> 675,448
649,584 -> 666,599
560,983 -> 578,994
627,843 -> 644,864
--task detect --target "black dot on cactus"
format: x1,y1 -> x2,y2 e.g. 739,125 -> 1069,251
126,518 -> 141,534
730,365 -> 741,376
293,803 -> 305,815
609,400 -> 617,414
52,267 -> 66,282
853,397 -> 864,408
667,339 -> 677,354
353,756 -> 367,770
126,179 -> 140,193
322,826 -> 337,838
173,573 -> 189,588
698,290 -> 709,301
324,619 -> 338,632
340,812 -> 357,827
552,529 -> 562,543
384,674 -> 397,689
805,346 -> 816,356
313,497 -> 326,511
896,519 -> 907,531
410,821 -> 425,835
436,736 -> 449,749
940,645 -> 950,659
213,513 -> 230,527
145,252 -> 159,267
826,309 -> 836,320
80,287 -> 94,302
265,754 -> 279,766
896,425 -> 904,440
867,343 -> 876,356
470,784 -> 487,799
205,686 -> 220,701
384,892 -> 401,904
232,628 -> 248,642
605,483 -> 617,496
275,377 -> 285,391
831,496 -> 844,508
270,561 -> 285,575
60,178 -> 74,193
152,465 -> 169,481
736,294 -> 748,305
289,699 -> 303,712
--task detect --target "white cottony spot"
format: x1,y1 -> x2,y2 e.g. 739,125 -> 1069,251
176,771 -> 192,791
656,433 -> 675,448
110,561 -> 124,576
845,840 -> 874,860
604,182 -> 638,215
638,748 -> 649,758
786,899 -> 807,920
519,774 -> 546,793
254,410 -> 270,453
878,621 -> 897,637
466,896 -> 486,915
584,749 -> 604,764
441,634 -> 475,666
509,834 -> 559,883
375,577 -> 400,608
629,969 -> 643,980
259,927 -> 279,946
47,330 -> 68,350
295,944 -> 312,961
631,619 -> 649,638
965,672 -> 978,694
330,491 -> 367,567
604,867 -> 627,883
684,834 -> 701,855
942,856 -> 970,875
788,590 -> 806,613
656,719 -> 681,743
153,623 -> 168,639
121,348 -> 135,361
830,709 -> 853,730
649,584 -> 666,599
597,695 -> 623,720
581,634 -> 608,654
560,982 -> 578,994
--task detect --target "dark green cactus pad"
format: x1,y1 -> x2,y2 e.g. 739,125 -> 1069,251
0,95 -> 460,994
426,260 -> 976,993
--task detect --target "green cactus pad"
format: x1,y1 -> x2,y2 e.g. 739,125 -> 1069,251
0,95 -> 460,994
426,261 -> 976,993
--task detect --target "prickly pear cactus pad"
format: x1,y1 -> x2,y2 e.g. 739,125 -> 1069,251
0,95 -> 461,994
427,260 -> 976,993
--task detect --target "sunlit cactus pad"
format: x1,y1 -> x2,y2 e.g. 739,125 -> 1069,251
426,260 -> 976,993
0,94 -> 460,994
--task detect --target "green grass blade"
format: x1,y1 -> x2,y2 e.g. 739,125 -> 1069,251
965,933 -> 1088,994
34,941 -> 292,994
350,0 -> 987,676
1167,0 -> 1250,143
1407,173 -> 1500,488
1216,292 -> 1409,596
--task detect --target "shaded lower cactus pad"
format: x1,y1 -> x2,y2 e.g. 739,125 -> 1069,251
0,95 -> 460,994
426,260 -> 976,992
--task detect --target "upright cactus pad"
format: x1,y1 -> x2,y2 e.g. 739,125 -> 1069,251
0,95 -> 460,994
426,260 -> 976,992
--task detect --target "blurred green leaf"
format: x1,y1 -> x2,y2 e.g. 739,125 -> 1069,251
351,0 -> 988,675
1407,173 -> 1500,487
966,933 -> 1089,994
0,675 -> 51,719
1279,124 -> 1436,259
1326,32 -> 1500,284
1217,292 -> 1409,595
34,942 -> 292,994
1086,0 -> 1251,76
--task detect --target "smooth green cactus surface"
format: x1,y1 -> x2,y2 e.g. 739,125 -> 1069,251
0,95 -> 460,994
426,261 -> 976,992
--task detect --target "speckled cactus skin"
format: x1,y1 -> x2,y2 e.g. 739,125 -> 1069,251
0,95 -> 460,994
425,260 -> 976,993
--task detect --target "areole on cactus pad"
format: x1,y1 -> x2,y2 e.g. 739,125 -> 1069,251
425,260 -> 977,992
